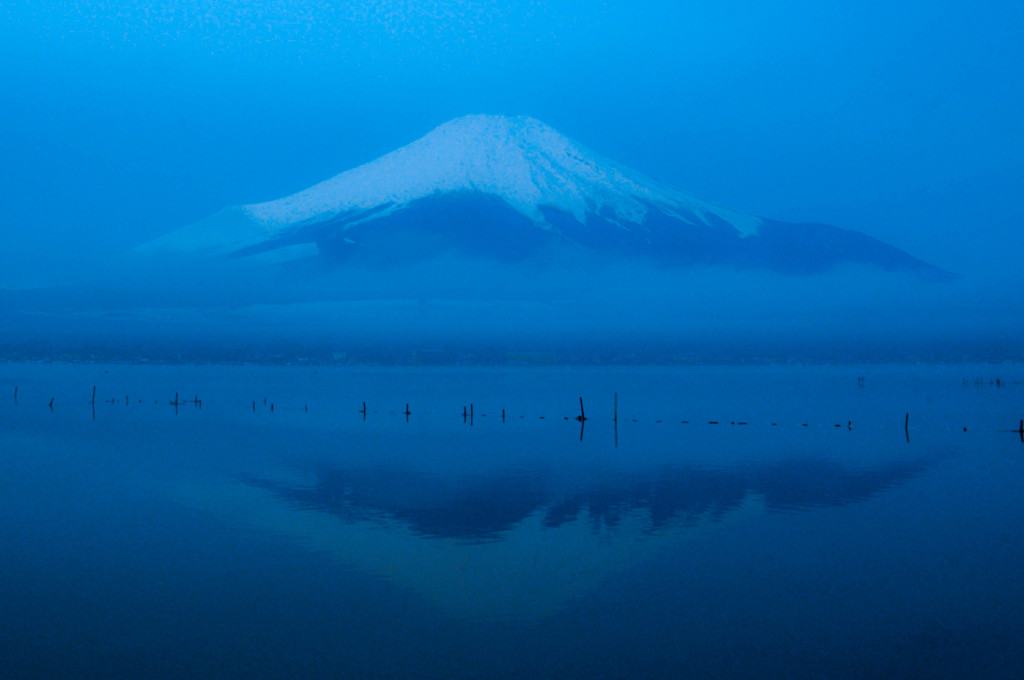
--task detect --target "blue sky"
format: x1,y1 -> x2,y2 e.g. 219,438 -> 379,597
1,0 -> 1022,287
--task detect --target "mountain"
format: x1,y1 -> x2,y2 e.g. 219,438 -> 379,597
139,115 -> 945,277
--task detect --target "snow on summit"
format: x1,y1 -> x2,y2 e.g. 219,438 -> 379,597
243,114 -> 762,236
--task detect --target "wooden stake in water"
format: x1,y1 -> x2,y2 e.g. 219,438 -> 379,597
91,386 -> 96,406
613,392 -> 617,423
575,397 -> 586,422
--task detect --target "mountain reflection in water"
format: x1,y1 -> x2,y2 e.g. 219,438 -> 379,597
250,457 -> 927,541
193,454 -> 935,620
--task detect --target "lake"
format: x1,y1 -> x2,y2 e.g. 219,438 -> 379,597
1,362 -> 1022,679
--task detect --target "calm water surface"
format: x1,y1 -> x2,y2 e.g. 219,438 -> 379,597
1,363 -> 1022,679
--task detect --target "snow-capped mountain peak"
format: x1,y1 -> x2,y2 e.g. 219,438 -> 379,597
139,115 -> 944,281
146,115 -> 761,255
246,114 -> 761,235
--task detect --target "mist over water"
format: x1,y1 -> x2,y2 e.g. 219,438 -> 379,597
1,246 -> 1020,362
